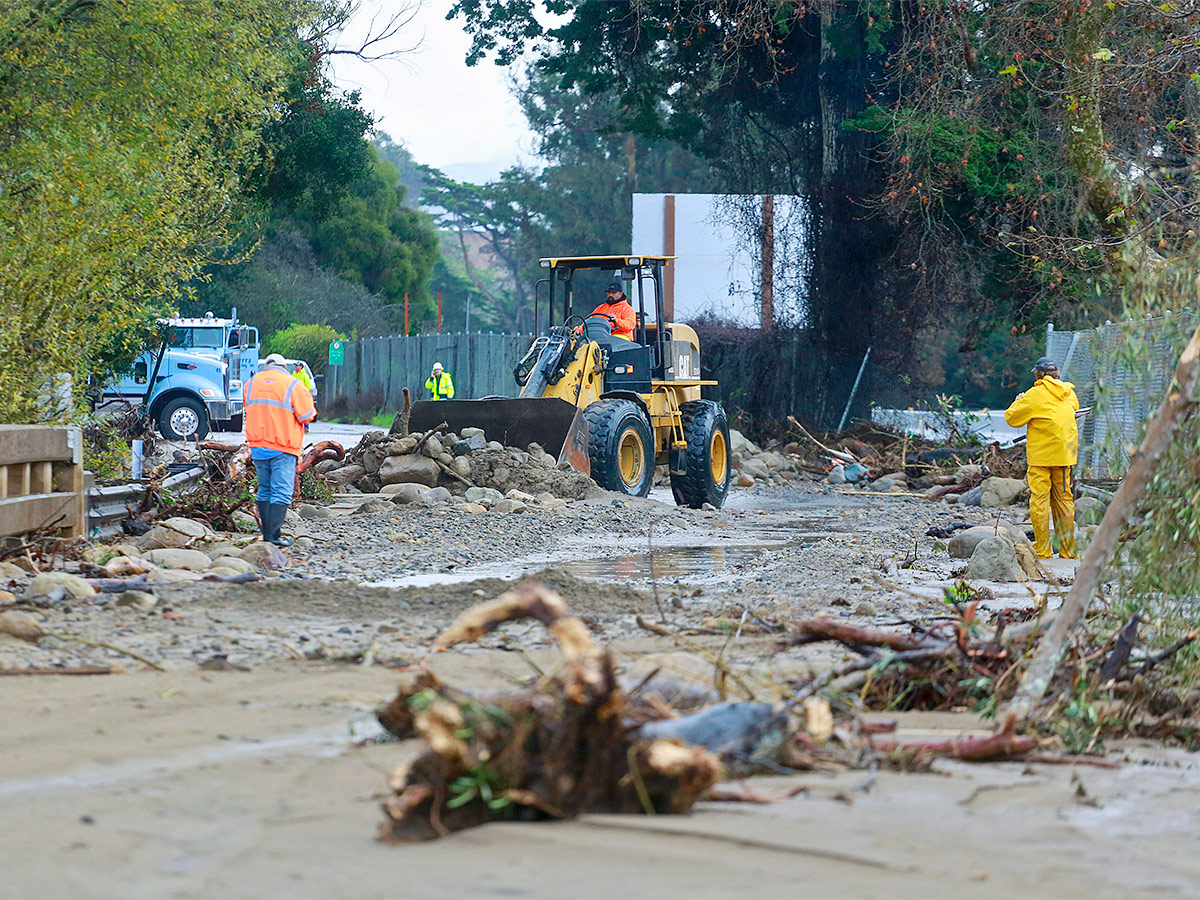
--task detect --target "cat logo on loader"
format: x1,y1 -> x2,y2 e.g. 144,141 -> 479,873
410,255 -> 731,509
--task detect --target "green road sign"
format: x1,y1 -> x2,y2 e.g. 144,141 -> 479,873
328,341 -> 344,366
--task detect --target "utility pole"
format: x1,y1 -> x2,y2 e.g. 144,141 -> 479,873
464,293 -> 471,334
761,194 -> 775,331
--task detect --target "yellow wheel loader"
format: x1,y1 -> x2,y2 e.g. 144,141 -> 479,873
409,255 -> 731,509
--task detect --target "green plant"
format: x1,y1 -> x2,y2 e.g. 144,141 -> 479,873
266,323 -> 347,374
81,417 -> 130,481
448,765 -> 511,812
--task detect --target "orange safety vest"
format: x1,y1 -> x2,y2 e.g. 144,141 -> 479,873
245,366 -> 316,456
589,298 -> 636,339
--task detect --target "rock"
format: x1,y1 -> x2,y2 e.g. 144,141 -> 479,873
854,600 -> 877,618
1013,543 -> 1045,580
206,566 -> 241,577
388,436 -> 419,456
296,504 -> 332,520
237,542 -> 289,570
843,462 -> 869,483
103,556 -> 153,577
736,472 -> 755,487
728,429 -> 760,456
355,498 -> 394,515
0,590 -> 15,604
981,477 -> 1029,508
486,440 -> 504,451
378,454 -> 440,487
207,556 -> 255,574
966,536 -> 1025,582
491,499 -> 527,515
231,510 -> 259,532
869,475 -> 903,492
759,451 -> 789,471
505,488 -> 536,503
461,503 -> 487,514
0,562 -> 27,580
826,465 -> 846,485
420,437 -> 444,459
354,473 -> 382,494
142,548 -> 212,571
28,572 -> 95,598
326,464 -> 365,489
956,464 -> 984,481
1075,496 -> 1106,525
313,458 -> 341,475
959,486 -> 983,506
461,427 -> 485,439
136,524 -> 194,551
162,517 -> 215,540
452,457 -> 472,477
153,569 -> 205,583
295,537 -> 315,549
947,524 -> 1029,558
541,498 -> 568,510
385,483 -> 426,504
421,487 -> 452,504
0,610 -> 44,641
116,590 -> 158,609
362,444 -> 387,475
465,486 -> 504,505
741,460 -> 769,481
453,434 -> 487,456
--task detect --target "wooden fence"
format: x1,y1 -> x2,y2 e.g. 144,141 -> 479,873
324,332 -> 534,405
0,425 -> 86,539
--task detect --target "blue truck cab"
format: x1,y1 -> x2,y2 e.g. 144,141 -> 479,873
103,310 -> 260,440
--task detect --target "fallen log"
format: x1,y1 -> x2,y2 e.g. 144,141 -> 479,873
782,618 -> 928,652
378,583 -> 722,842
872,714 -> 1037,762
0,665 -> 114,676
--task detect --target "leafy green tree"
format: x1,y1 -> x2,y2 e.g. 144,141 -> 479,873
267,323 -> 347,373
0,0 -> 318,423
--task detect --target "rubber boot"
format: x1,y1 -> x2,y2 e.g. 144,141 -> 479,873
256,500 -> 271,543
268,503 -> 293,547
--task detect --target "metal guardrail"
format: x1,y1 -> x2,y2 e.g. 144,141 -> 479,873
86,464 -> 204,537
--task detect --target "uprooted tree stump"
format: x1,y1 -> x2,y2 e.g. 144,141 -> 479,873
376,583 -> 722,842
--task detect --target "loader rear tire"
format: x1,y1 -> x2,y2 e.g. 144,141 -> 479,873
670,400 -> 730,509
583,399 -> 654,497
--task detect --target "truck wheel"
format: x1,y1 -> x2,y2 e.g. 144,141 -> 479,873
670,400 -> 730,509
159,397 -> 209,441
583,399 -> 654,497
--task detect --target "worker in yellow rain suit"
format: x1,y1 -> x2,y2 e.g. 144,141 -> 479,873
1004,356 -> 1079,559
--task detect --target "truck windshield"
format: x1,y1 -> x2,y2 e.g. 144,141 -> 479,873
169,327 -> 225,350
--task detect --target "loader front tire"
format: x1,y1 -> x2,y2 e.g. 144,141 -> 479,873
670,400 -> 730,509
583,399 -> 654,497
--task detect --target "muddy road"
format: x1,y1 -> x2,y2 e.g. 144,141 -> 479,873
2,482 -> 1194,898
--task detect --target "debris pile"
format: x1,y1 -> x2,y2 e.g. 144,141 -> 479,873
316,426 -> 598,501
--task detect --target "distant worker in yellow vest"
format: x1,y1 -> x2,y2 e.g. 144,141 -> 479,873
1004,356 -> 1079,559
290,360 -> 315,395
426,362 -> 454,400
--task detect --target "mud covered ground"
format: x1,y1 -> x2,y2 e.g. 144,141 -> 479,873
3,481 -> 1194,899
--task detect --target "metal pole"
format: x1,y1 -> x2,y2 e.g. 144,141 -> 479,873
837,345 -> 872,434
465,293 -> 471,334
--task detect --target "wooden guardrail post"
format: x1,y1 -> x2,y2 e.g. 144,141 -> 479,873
0,425 -> 86,539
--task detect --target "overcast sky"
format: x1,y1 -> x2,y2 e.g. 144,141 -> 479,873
328,0 -> 538,181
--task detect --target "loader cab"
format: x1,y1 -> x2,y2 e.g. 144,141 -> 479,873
536,255 -> 674,392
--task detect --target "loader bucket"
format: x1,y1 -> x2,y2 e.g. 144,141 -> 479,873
408,397 -> 581,458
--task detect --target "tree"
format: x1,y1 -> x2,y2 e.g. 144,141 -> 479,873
0,0 -> 316,423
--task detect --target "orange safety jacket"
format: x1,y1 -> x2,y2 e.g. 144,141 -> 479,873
245,366 -> 316,456
588,298 -> 636,340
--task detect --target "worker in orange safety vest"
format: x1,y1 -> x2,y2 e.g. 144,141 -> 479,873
587,281 -> 636,340
245,353 -> 317,547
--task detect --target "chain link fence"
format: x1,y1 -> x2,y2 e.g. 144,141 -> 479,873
1046,312 -> 1196,479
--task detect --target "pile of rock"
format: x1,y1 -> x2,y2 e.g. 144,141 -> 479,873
315,426 -> 599,501
0,516 -> 292,611
728,430 -> 805,488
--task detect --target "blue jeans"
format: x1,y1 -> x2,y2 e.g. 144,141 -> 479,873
252,450 -> 297,505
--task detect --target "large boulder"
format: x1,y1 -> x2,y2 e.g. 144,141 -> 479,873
947,524 -> 1030,558
383,483 -> 425,504
422,487 -> 452,504
137,517 -> 214,551
388,436 -> 419,456
465,486 -> 504,505
966,536 -> 1025,582
981,477 -> 1029,508
237,541 -> 289,570
361,444 -> 388,475
421,436 -> 445,459
326,464 -> 365,490
207,556 -> 256,574
28,572 -> 95,598
143,548 -> 213,571
460,427 -> 485,440
378,454 -> 440,487
729,429 -> 760,456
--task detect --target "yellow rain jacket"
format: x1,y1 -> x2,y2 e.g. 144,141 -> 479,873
1004,376 -> 1080,466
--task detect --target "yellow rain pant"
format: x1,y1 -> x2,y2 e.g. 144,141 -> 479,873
1028,465 -> 1076,559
